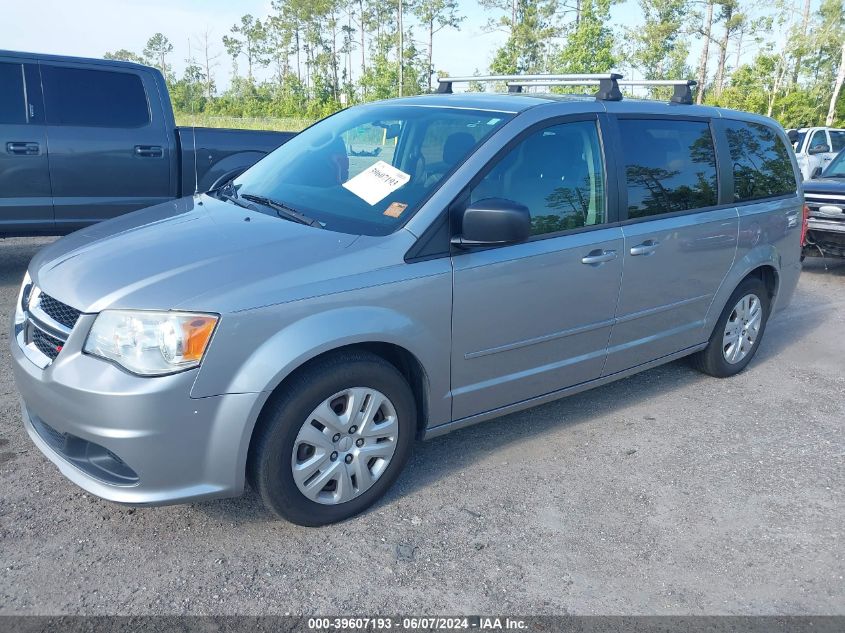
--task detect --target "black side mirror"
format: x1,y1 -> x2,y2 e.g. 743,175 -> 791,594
786,129 -> 799,144
452,198 -> 531,248
808,144 -> 831,155
811,166 -> 823,179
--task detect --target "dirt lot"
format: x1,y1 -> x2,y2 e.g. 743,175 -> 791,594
0,237 -> 842,615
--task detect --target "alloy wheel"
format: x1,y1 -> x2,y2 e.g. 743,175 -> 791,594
722,293 -> 763,364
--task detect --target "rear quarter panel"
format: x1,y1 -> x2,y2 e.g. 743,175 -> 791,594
701,115 -> 803,335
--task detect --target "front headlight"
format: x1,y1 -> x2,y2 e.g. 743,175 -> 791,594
83,310 -> 218,376
14,271 -> 33,326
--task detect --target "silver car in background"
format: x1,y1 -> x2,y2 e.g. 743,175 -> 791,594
11,76 -> 803,525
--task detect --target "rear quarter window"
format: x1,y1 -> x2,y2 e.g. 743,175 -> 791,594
724,120 -> 797,202
41,65 -> 150,128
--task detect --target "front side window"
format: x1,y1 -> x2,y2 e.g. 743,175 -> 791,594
724,120 -> 797,202
619,119 -> 718,219
0,62 -> 26,124
234,105 -> 511,236
809,129 -> 828,151
41,65 -> 150,127
469,120 -> 606,236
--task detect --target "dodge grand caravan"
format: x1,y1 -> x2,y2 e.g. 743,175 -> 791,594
11,74 -> 804,526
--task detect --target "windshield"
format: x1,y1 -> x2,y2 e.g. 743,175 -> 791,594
232,104 -> 513,236
823,149 -> 845,178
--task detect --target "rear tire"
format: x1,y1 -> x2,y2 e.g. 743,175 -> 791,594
691,277 -> 771,378
247,351 -> 416,526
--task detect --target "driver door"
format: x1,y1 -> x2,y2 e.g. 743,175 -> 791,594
450,116 -> 623,420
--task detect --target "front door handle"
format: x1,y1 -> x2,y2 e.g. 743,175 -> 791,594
630,239 -> 660,256
581,249 -> 617,265
6,141 -> 40,155
134,145 -> 163,158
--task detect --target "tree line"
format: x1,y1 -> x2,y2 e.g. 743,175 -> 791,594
104,0 -> 845,129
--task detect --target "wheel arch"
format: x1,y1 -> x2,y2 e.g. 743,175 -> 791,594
242,341 -> 430,489
704,246 -> 781,337
198,151 -> 266,192
258,341 -> 430,438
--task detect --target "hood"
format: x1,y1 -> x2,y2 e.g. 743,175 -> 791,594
803,177 -> 845,195
30,195 -> 395,313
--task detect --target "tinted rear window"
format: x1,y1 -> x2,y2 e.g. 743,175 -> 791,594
619,119 -> 718,219
830,130 -> 845,152
724,120 -> 796,202
41,65 -> 150,127
0,62 -> 26,124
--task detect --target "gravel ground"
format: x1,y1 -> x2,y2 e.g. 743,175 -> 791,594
0,236 -> 842,616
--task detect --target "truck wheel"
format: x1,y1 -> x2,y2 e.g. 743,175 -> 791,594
691,277 -> 771,378
247,351 -> 416,526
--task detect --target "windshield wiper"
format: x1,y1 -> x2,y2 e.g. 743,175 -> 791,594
240,193 -> 323,228
214,181 -> 253,210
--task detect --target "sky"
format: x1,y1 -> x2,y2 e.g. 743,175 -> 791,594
1,0 -> 807,92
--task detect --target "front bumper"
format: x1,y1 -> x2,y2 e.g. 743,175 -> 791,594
805,217 -> 845,257
11,315 -> 263,505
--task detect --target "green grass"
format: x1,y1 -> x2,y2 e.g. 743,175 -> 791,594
175,113 -> 315,132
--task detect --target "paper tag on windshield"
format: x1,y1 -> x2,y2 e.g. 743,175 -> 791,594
343,160 -> 410,206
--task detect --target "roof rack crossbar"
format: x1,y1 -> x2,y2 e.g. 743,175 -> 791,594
509,78 -> 698,104
436,73 -> 624,97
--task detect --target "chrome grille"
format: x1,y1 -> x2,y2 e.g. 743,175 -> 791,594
37,293 -> 81,329
804,194 -> 845,222
17,288 -> 81,367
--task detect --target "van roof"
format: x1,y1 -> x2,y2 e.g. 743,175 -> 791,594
372,92 -> 785,128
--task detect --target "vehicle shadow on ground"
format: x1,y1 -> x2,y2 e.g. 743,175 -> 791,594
799,256 -> 845,277
0,238 -> 55,284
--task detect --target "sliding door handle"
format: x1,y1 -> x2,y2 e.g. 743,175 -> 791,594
630,240 -> 660,256
581,249 -> 617,265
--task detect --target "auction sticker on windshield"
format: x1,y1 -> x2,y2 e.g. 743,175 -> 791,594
343,160 -> 410,205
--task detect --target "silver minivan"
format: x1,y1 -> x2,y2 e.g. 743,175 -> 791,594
11,76 -> 804,525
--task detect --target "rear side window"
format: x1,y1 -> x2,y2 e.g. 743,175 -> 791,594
41,65 -> 150,128
724,120 -> 796,202
830,130 -> 845,152
0,62 -> 27,124
619,119 -> 718,219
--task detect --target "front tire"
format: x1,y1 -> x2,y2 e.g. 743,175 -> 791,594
692,277 -> 771,378
247,351 -> 416,526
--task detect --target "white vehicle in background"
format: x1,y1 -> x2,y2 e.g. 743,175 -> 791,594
787,127 -> 845,180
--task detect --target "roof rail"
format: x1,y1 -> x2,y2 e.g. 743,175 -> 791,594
435,74 -> 697,105
508,78 -> 698,105
436,73 -> 624,101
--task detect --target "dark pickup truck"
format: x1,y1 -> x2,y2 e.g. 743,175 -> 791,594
803,148 -> 845,259
0,50 -> 295,236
